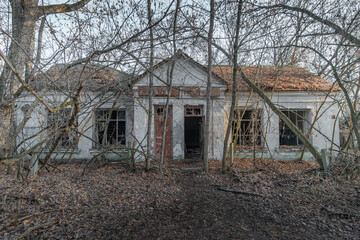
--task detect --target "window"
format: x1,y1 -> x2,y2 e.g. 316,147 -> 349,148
48,108 -> 77,150
95,109 -> 126,147
157,107 -> 164,116
184,106 -> 203,117
279,110 -> 308,146
232,110 -> 262,146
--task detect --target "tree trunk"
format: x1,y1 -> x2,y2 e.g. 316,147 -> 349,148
237,68 -> 323,164
146,0 -> 154,171
222,0 -> 243,173
203,0 -> 215,172
0,0 -> 89,159
159,0 -> 180,175
0,0 -> 38,101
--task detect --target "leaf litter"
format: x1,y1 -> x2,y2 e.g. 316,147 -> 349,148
1,158 -> 359,239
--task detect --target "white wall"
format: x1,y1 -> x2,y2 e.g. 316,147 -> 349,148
132,96 -> 225,161
133,54 -> 227,161
232,91 -> 340,161
16,91 -> 133,160
15,55 -> 340,162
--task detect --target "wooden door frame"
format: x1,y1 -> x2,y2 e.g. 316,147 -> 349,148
184,105 -> 204,158
154,105 -> 173,160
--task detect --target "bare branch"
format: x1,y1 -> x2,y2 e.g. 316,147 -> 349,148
257,4 -> 360,47
38,0 -> 90,16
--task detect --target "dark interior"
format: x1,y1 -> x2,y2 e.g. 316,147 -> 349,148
185,116 -> 202,159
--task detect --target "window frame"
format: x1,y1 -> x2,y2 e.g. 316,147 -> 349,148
232,109 -> 262,147
47,108 -> 78,150
94,108 -> 126,148
184,105 -> 203,117
279,109 -> 309,146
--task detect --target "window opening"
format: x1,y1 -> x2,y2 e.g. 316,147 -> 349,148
157,108 -> 164,116
48,108 -> 77,149
279,110 -> 307,146
95,109 -> 126,147
232,110 -> 262,146
184,106 -> 203,117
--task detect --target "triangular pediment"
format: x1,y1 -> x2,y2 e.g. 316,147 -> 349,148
134,50 -> 227,88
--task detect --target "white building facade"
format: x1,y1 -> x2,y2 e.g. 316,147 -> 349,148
15,52 -> 340,162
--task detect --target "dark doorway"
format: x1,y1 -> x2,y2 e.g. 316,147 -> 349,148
184,116 -> 203,159
184,105 -> 204,159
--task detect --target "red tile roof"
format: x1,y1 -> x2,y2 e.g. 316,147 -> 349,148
212,66 -> 340,92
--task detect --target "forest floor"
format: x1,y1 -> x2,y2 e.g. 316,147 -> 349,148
1,158 -> 360,240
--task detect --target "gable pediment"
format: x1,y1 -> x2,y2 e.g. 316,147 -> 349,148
134,52 -> 227,88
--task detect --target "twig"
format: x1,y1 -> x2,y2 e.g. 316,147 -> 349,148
169,167 -> 203,171
292,188 -> 360,219
217,187 -> 267,198
322,207 -> 360,219
0,208 -> 64,232
15,203 -> 105,240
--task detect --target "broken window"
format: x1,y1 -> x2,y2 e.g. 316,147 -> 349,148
47,108 -> 78,150
184,106 -> 203,116
95,109 -> 126,147
232,110 -> 262,146
157,107 -> 164,116
279,110 -> 308,146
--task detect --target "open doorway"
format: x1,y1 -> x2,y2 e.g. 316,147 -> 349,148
184,106 -> 203,159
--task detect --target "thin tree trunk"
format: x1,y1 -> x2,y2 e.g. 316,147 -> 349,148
159,0 -> 180,175
196,38 -> 324,165
203,0 -> 215,172
146,0 -> 154,171
40,86 -> 83,171
222,0 -> 243,173
237,68 -> 323,163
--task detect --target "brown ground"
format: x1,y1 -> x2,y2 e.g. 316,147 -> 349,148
1,158 -> 359,239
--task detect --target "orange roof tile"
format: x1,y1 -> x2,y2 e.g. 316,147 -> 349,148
211,66 -> 340,92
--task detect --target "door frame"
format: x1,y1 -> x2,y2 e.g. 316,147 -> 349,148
154,105 -> 173,160
184,105 -> 204,158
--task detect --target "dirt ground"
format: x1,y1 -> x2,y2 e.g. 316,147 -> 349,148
1,158 -> 360,239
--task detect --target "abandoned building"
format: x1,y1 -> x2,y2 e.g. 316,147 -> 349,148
15,50 -> 340,161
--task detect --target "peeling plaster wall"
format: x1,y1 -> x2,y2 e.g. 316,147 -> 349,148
16,88 -> 340,162
16,89 -> 340,161
133,54 -> 227,161
232,92 -> 340,161
132,96 -> 225,161
16,91 -> 133,160
15,54 -> 340,163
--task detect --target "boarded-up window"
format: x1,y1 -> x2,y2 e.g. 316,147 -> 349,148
153,86 -> 167,96
95,109 -> 126,147
139,86 -> 179,97
138,86 -> 149,96
183,87 -> 200,97
232,110 -> 262,146
170,88 -> 179,97
279,110 -> 308,146
210,87 -> 221,97
201,87 -> 221,97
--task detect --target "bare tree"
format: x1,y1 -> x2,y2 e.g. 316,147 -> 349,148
203,0 -> 215,172
256,1 -> 360,151
146,0 -> 154,171
222,0 -> 244,173
0,0 -> 90,101
159,0 -> 181,175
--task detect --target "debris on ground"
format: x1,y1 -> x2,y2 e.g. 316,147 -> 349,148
1,158 -> 359,239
